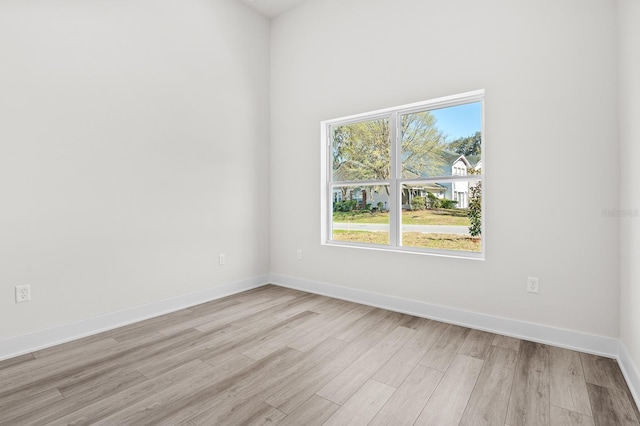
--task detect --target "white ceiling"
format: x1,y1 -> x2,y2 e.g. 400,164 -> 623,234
238,0 -> 308,18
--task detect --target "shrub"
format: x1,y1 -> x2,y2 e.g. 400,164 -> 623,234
334,200 -> 357,212
468,182 -> 482,236
426,192 -> 440,209
424,193 -> 458,210
410,196 -> 426,210
439,198 -> 458,210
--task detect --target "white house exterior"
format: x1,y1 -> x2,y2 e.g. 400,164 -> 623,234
442,154 -> 481,208
401,152 -> 481,209
332,151 -> 480,210
333,186 -> 390,211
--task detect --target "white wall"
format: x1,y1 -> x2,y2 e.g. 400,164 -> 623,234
270,0 -> 620,337
619,0 -> 640,378
0,0 -> 270,337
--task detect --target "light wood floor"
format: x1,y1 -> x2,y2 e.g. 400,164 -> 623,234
1,285 -> 639,426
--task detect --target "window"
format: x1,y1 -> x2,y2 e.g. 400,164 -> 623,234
321,90 -> 484,259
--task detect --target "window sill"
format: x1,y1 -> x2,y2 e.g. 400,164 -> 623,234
322,240 -> 485,261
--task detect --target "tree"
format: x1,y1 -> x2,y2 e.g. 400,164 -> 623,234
332,112 -> 448,195
400,112 -> 448,177
332,119 -> 391,182
449,131 -> 482,156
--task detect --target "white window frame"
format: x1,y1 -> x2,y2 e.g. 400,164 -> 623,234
320,89 -> 485,260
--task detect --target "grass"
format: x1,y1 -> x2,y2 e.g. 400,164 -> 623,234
333,209 -> 471,227
332,230 -> 481,252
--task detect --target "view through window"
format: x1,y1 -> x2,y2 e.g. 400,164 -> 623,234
322,91 -> 484,258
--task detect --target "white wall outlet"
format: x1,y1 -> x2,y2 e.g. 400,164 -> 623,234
15,285 -> 31,303
219,253 -> 226,265
527,277 -> 539,294
296,249 -> 303,260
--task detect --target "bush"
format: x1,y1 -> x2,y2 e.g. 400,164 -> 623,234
426,192 -> 439,209
468,182 -> 482,236
424,192 -> 458,209
410,196 -> 426,211
439,199 -> 458,209
334,200 -> 357,212
377,201 -> 385,212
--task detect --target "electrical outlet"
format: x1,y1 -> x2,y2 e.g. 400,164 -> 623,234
15,285 -> 30,303
219,254 -> 226,265
296,249 -> 303,260
527,277 -> 539,294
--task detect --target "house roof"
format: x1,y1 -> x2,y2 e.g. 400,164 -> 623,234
467,155 -> 481,168
442,151 -> 481,169
405,182 -> 446,192
404,151 -> 481,179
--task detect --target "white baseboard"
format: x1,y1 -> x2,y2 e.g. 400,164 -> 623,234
272,273 -> 639,409
0,275 -> 269,362
619,342 -> 640,410
269,273 -> 619,358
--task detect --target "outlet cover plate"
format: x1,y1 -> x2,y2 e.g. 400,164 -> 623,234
15,285 -> 31,303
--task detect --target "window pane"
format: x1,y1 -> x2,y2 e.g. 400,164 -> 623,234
332,185 -> 390,245
401,180 -> 482,252
401,102 -> 482,179
332,118 -> 390,181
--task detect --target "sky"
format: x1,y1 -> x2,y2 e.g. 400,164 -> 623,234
430,102 -> 482,141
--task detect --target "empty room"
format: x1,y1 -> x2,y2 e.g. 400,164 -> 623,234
1,0 -> 639,424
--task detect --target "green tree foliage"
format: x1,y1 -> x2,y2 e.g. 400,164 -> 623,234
449,131 -> 482,156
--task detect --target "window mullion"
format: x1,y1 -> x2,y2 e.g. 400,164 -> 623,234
389,112 -> 400,247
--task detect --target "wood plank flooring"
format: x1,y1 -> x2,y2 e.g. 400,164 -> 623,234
0,285 -> 638,426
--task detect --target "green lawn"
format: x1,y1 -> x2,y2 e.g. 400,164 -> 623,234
332,230 -> 481,252
333,209 -> 471,227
